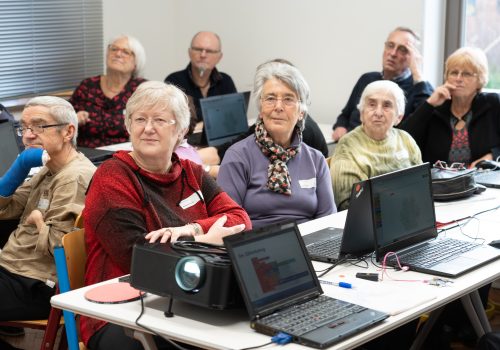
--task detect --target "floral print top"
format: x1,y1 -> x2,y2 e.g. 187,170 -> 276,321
70,75 -> 146,148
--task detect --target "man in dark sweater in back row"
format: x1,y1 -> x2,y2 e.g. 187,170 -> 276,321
164,31 -> 237,123
332,26 -> 434,142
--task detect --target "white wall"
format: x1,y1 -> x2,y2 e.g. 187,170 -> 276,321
104,0 -> 431,125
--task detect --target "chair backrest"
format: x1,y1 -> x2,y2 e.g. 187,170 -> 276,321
61,228 -> 86,291
55,224 -> 87,350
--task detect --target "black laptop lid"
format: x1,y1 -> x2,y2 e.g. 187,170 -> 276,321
200,92 -> 249,146
224,222 -> 322,319
77,147 -> 114,164
340,179 -> 375,256
372,163 -> 438,260
0,121 -> 24,177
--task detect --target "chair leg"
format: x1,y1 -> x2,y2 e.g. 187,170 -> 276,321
40,307 -> 62,350
58,327 -> 68,350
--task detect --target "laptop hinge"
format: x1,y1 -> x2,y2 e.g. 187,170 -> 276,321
255,291 -> 322,319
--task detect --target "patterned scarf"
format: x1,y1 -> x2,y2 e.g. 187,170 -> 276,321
254,118 -> 301,195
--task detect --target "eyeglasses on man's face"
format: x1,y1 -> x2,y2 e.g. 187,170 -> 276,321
447,70 -> 477,79
131,116 -> 176,128
384,41 -> 409,55
108,45 -> 134,58
261,96 -> 300,108
190,46 -> 220,55
16,123 -> 68,137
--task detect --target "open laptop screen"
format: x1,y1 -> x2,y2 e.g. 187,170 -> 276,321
225,223 -> 319,314
0,121 -> 23,177
371,163 -> 437,258
201,92 -> 249,146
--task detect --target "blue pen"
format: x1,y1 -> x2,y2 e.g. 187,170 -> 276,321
319,280 -> 353,289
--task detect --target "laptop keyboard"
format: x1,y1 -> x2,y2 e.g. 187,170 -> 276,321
259,295 -> 366,336
307,236 -> 342,257
389,238 -> 479,268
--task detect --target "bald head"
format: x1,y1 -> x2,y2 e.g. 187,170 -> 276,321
191,31 -> 221,51
188,31 -> 223,77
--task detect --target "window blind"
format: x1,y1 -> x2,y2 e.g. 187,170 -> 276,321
0,0 -> 103,102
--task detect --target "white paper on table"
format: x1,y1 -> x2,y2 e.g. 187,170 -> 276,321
321,277 -> 437,316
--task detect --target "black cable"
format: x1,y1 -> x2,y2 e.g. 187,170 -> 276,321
239,341 -> 274,350
134,293 -> 189,350
315,257 -> 347,277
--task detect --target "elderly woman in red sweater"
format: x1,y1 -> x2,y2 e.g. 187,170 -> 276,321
81,81 -> 251,350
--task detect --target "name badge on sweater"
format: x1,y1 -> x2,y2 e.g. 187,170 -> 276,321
38,190 -> 50,210
299,178 -> 316,189
179,191 -> 204,210
395,149 -> 409,161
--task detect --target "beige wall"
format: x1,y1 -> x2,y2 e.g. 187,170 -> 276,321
103,0 -> 442,125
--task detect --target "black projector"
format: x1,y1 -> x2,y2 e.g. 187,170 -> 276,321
130,242 -> 242,311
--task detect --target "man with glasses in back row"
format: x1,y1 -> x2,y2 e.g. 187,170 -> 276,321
332,26 -> 434,141
0,97 -> 95,336
164,31 -> 237,122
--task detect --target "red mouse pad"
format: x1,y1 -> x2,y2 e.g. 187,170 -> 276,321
84,282 -> 146,304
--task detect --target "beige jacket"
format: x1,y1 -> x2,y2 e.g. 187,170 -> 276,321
0,153 -> 95,286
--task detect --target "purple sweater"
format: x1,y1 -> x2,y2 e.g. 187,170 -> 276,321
218,134 -> 336,229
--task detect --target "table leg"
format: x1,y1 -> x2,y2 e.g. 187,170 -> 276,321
410,306 -> 444,350
470,290 -> 492,333
461,293 -> 486,338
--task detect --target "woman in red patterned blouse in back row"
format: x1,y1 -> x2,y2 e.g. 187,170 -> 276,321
69,35 -> 146,148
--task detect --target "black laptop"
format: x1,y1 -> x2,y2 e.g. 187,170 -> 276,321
77,147 -> 114,165
188,91 -> 250,147
303,180 -> 375,263
0,121 -> 24,176
372,163 -> 500,278
223,222 -> 388,349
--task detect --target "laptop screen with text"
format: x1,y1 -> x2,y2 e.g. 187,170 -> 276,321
228,224 -> 318,313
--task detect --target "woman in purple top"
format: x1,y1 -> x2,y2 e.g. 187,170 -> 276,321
217,61 -> 336,228
70,35 -> 146,148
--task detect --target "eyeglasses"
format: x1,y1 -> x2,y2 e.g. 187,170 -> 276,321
261,96 -> 300,108
384,41 -> 409,55
132,116 -> 176,128
190,46 -> 220,55
108,45 -> 134,58
16,123 -> 68,137
434,160 -> 465,171
447,70 -> 477,79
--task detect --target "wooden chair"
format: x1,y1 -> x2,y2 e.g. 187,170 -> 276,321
54,213 -> 87,350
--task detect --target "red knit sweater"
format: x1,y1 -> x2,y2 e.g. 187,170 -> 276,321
80,151 -> 251,345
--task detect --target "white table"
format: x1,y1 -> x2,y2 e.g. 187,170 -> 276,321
51,189 -> 500,350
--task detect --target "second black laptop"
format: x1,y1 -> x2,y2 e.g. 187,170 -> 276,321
372,163 -> 500,278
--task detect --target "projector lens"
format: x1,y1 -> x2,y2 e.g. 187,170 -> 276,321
175,256 -> 205,292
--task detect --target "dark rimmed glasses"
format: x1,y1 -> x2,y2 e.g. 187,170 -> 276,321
16,123 -> 68,137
